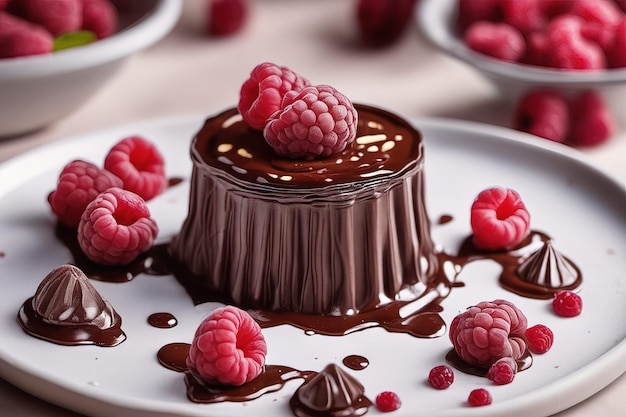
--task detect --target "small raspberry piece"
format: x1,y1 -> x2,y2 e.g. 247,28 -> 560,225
608,18 -> 626,67
545,16 -> 606,69
0,12 -> 53,58
449,299 -> 528,368
468,388 -> 492,407
104,136 -> 167,201
356,0 -> 417,48
48,160 -> 124,228
512,89 -> 570,143
470,187 -> 531,251
487,357 -> 517,385
525,324 -> 554,354
456,0 -> 501,33
186,305 -> 267,387
238,62 -> 311,130
552,291 -> 583,317
428,365 -> 454,389
82,0 -> 118,39
17,0 -> 82,36
501,0 -> 547,36
77,187 -> 158,265
263,85 -> 358,159
375,391 -> 401,412
206,0 -> 247,37
570,0 -> 623,26
464,21 -> 526,62
568,90 -> 615,147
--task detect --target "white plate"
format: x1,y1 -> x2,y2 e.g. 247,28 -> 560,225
0,116 -> 624,417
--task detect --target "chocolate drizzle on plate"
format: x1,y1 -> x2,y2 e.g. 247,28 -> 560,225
343,355 -> 369,371
445,349 -> 533,377
148,312 -> 178,329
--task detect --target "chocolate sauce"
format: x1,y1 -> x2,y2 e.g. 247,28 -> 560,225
343,355 -> 369,371
17,265 -> 126,347
445,349 -> 533,377
157,342 -> 190,372
437,214 -> 454,225
148,312 -> 178,329
185,365 -> 316,404
290,364 -> 371,417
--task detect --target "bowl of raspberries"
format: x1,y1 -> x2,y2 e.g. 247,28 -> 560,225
0,0 -> 182,138
418,0 -> 626,147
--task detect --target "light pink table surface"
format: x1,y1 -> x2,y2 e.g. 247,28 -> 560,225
1,1 -> 624,416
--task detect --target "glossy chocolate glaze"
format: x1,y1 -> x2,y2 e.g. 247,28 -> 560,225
148,312 -> 178,328
17,265 -> 125,346
157,342 -> 190,372
343,355 -> 369,371
290,364 -> 371,417
169,104 -> 438,315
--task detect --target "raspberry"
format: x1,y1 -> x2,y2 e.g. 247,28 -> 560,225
522,31 -> 549,66
568,90 -> 615,147
103,136 -> 167,201
487,357 -> 517,385
263,85 -> 358,159
449,300 -> 528,368
77,187 -> 158,265
186,305 -> 267,386
467,388 -> 492,407
355,0 -> 417,48
0,0 -> 8,12
552,291 -> 583,317
512,89 -> 570,143
238,62 -> 311,131
470,187 -> 531,251
82,0 -> 118,39
608,18 -> 626,67
375,391 -> 401,412
463,21 -> 526,62
545,16 -> 606,69
206,0 -> 248,37
456,0 -> 501,33
570,0 -> 623,26
501,0 -> 547,36
17,0 -> 82,36
525,324 -> 554,354
427,365 -> 454,389
48,160 -> 123,228
0,12 -> 53,58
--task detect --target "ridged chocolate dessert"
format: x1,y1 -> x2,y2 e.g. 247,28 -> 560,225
169,104 -> 438,315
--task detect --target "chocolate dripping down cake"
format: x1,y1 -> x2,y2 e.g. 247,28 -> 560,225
169,63 -> 439,315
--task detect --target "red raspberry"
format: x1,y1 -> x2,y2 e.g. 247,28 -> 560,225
464,21 -> 526,62
104,136 -> 167,201
552,291 -> 583,317
580,21 -> 616,54
456,0 -> 502,33
512,89 -> 570,143
522,31 -> 550,66
525,324 -> 554,354
48,160 -> 123,228
501,0 -> 547,36
186,305 -> 267,386
17,0 -> 82,36
487,357 -> 517,385
206,0 -> 248,37
545,16 -> 607,69
263,85 -> 358,159
470,187 -> 531,251
570,0 -> 623,26
238,62 -> 311,131
568,90 -> 615,147
375,391 -> 401,412
0,12 -> 53,58
449,300 -> 528,368
467,388 -> 492,407
607,18 -> 626,67
428,365 -> 454,390
77,187 -> 158,265
0,0 -> 9,11
539,0 -> 575,18
355,0 -> 417,48
82,0 -> 118,40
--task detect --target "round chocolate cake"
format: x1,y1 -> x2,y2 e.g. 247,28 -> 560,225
169,104 -> 439,315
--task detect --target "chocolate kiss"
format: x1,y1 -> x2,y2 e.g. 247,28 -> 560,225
516,241 -> 581,288
32,264 -> 118,329
295,364 -> 368,413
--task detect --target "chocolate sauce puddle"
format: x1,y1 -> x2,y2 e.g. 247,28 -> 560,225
343,355 -> 369,371
148,312 -> 178,329
157,342 -> 190,372
445,349 -> 533,377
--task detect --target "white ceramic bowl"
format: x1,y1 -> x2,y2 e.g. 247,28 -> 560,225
0,0 -> 182,138
418,0 -> 626,108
